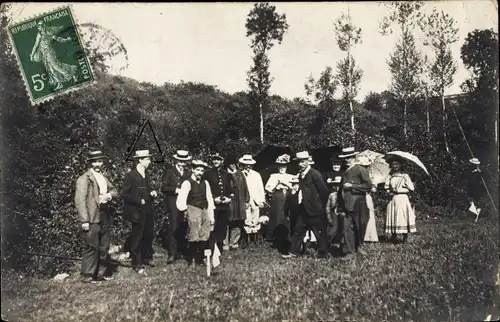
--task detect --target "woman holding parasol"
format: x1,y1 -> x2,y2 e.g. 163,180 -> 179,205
383,155 -> 417,244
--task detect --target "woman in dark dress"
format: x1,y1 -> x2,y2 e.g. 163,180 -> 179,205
264,154 -> 295,255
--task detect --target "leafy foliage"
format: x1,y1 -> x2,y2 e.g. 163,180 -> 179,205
304,66 -> 338,104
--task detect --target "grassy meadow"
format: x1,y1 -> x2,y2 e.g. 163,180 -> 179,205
1,215 -> 499,322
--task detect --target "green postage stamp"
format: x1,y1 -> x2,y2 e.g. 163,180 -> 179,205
7,6 -> 94,105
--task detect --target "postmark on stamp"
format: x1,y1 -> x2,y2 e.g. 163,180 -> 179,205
7,6 -> 94,105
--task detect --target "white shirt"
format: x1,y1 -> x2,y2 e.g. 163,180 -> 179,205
298,165 -> 311,204
90,169 -> 107,195
176,164 -> 184,176
176,175 -> 215,221
136,164 -> 146,178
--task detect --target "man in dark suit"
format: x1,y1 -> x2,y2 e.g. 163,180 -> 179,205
202,152 -> 234,252
337,147 -> 373,261
286,151 -> 329,258
122,150 -> 158,275
75,150 -> 118,283
161,150 -> 191,264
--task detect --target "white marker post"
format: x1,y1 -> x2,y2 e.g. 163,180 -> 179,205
204,249 -> 212,277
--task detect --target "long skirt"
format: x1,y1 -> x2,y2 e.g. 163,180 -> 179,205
364,194 -> 379,242
268,190 -> 288,233
384,194 -> 416,234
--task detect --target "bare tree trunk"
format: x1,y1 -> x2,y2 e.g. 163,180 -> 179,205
425,94 -> 430,136
259,101 -> 264,144
441,94 -> 450,153
403,99 -> 407,137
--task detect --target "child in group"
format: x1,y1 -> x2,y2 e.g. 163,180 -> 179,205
176,160 -> 216,267
384,156 -> 416,244
326,176 -> 343,250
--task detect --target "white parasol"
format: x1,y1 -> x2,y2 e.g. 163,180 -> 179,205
358,150 -> 390,185
385,151 -> 430,175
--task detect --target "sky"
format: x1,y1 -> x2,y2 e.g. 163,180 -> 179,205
6,1 -> 498,101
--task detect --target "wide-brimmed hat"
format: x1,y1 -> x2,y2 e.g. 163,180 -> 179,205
327,176 -> 342,185
469,158 -> 481,165
210,152 -> 224,161
191,160 -> 209,168
339,147 -> 359,158
132,150 -> 153,159
173,150 -> 192,161
294,151 -> 311,161
239,154 -> 256,165
275,154 -> 291,165
86,150 -> 108,162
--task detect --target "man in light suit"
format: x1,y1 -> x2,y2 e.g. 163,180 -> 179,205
75,150 -> 118,283
337,147 -> 373,261
240,154 -> 266,245
286,151 -> 330,258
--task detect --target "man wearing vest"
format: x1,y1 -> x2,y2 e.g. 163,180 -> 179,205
176,160 -> 215,267
75,150 -> 118,283
161,150 -> 192,264
203,152 -> 234,252
122,150 -> 158,275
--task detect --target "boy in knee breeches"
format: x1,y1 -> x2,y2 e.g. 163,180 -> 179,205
176,160 -> 215,266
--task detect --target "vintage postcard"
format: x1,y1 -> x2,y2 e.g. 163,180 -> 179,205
1,2 -> 498,322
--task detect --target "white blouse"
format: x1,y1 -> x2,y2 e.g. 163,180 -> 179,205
265,173 -> 296,193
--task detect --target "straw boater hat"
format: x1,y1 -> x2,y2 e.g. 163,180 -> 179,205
132,150 -> 153,159
86,150 -> 107,162
469,158 -> 481,165
327,176 -> 342,185
239,154 -> 256,165
275,154 -> 290,165
294,151 -> 312,160
210,152 -> 224,161
339,147 -> 359,158
173,150 -> 192,161
191,160 -> 208,168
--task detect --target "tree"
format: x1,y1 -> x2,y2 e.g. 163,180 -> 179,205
419,54 -> 433,137
460,29 -> 499,150
304,66 -> 338,105
379,1 -> 425,138
420,9 -> 459,153
245,2 -> 289,144
334,8 -> 363,133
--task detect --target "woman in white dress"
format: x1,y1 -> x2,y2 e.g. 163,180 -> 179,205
357,156 -> 379,242
384,157 -> 416,244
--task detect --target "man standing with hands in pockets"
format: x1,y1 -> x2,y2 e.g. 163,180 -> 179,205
75,150 -> 118,283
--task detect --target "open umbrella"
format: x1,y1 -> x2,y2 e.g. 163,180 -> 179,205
310,145 -> 342,173
358,150 -> 391,185
385,151 -> 430,175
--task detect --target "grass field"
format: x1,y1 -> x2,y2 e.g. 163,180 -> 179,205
2,216 -> 499,322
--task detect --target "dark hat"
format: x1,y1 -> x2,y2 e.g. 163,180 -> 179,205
226,154 -> 239,165
87,150 -> 107,162
210,152 -> 224,161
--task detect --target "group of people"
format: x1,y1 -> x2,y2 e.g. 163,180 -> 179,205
74,146 -> 419,283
